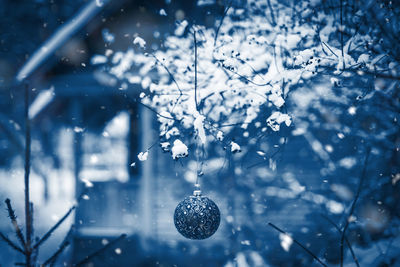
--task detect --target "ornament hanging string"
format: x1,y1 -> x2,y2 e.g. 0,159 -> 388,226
192,26 -> 204,195
195,142 -> 204,193
174,137 -> 220,240
173,26 -> 220,240
173,133 -> 221,240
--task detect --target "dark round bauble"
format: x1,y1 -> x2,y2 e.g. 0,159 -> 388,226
174,195 -> 220,240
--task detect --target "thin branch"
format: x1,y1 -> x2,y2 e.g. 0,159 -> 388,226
321,41 -> 338,58
246,145 -> 283,169
24,84 -> 32,266
33,206 -> 75,250
29,202 -> 34,240
0,232 -> 25,254
221,64 -> 271,86
214,0 -> 232,46
138,102 -> 175,120
268,222 -> 327,267
32,238 -> 39,267
380,236 -> 395,264
203,121 -> 231,148
41,189 -> 88,266
147,53 -> 182,95
351,70 -> 400,81
5,199 -> 26,249
321,215 -> 360,267
340,147 -> 371,267
266,0 -> 276,26
74,234 -> 127,266
237,58 -> 268,82
44,241 -> 70,267
31,203 -> 39,266
214,121 -> 250,128
146,53 -> 183,113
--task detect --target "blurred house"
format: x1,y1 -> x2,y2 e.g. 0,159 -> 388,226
5,0 -> 231,265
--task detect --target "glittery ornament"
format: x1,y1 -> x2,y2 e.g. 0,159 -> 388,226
174,190 -> 220,240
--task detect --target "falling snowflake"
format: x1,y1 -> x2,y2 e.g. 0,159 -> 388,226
138,151 -> 149,161
279,233 -> 293,252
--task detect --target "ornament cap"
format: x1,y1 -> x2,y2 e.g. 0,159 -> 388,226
193,189 -> 202,196
193,183 -> 201,196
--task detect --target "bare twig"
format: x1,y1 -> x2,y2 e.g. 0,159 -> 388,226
268,222 -> 327,267
45,240 -> 70,267
221,64 -> 271,86
147,53 -> 182,95
146,53 -> 183,113
321,41 -> 338,58
214,0 -> 232,46
352,70 -> 400,81
0,232 -> 25,254
29,202 -> 34,241
380,236 -> 395,265
33,206 -> 75,250
5,199 -> 26,249
246,146 -> 283,169
321,215 -> 360,267
138,102 -> 175,120
24,84 -> 33,266
267,0 -> 276,26
340,147 -> 371,267
30,203 -> 39,265
32,238 -> 39,267
75,234 -> 127,266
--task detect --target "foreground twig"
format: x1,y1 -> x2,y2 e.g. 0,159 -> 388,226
30,203 -> 39,265
75,234 -> 127,266
42,226 -> 75,267
268,222 -> 327,267
214,0 -> 232,46
34,206 -> 76,249
266,0 -> 276,26
24,83 -> 33,266
5,198 -> 26,249
1,84 -> 122,266
321,215 -> 360,267
0,232 -> 25,254
0,85 -> 77,266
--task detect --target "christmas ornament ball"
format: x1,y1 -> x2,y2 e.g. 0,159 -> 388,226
174,194 -> 220,240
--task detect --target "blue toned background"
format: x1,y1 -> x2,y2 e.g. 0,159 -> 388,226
0,0 -> 399,266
